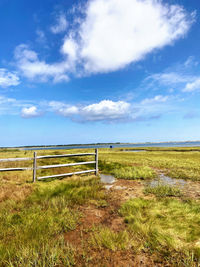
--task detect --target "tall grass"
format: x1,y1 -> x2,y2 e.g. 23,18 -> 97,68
99,149 -> 200,181
144,184 -> 182,197
90,227 -> 133,251
0,177 -> 105,266
113,166 -> 156,180
120,198 -> 200,264
99,160 -> 156,180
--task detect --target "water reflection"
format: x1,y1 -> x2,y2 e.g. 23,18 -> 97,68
145,173 -> 186,188
100,174 -> 115,184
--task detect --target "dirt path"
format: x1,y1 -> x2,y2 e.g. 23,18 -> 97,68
64,180 -> 167,267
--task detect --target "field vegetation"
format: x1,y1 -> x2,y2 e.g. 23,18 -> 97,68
144,184 -> 182,197
0,147 -> 199,266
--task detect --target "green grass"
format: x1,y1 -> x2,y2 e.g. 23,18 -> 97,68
90,227 -> 133,251
99,148 -> 200,181
113,166 -> 156,180
120,198 -> 200,264
0,177 -> 105,266
144,184 -> 182,197
99,160 -> 156,180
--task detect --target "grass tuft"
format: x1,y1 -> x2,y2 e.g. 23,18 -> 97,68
113,166 -> 156,180
144,184 -> 182,197
0,176 -> 105,266
90,227 -> 134,251
120,198 -> 200,264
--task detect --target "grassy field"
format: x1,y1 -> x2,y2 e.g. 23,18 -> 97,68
0,147 -> 200,266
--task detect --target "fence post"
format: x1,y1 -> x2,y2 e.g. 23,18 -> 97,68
33,152 -> 37,182
95,149 -> 98,175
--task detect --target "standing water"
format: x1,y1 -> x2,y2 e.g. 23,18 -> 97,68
145,173 -> 187,188
100,174 -> 115,184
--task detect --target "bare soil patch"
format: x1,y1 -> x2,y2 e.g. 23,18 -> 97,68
64,180 -> 166,266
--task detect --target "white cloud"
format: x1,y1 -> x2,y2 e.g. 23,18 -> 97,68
48,98 -> 169,122
14,44 -> 70,83
50,13 -> 68,34
49,101 -> 79,116
0,95 -> 35,115
148,72 -> 191,85
183,78 -> 200,92
70,0 -> 194,74
14,0 -> 194,82
0,95 -> 167,123
0,69 -> 20,88
61,37 -> 78,61
141,95 -> 169,105
58,106 -> 79,116
145,58 -> 200,93
21,106 -> 41,118
49,100 -> 131,121
81,100 -> 130,121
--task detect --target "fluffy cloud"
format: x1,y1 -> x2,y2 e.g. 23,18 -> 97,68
14,44 -> 70,83
184,78 -> 200,92
81,100 -> 130,121
0,69 -> 20,88
21,106 -> 41,118
50,13 -> 68,34
1,96 -> 168,123
48,98 -> 169,122
66,0 -> 194,74
49,101 -> 79,116
14,0 -> 194,82
49,100 -> 131,122
0,95 -> 34,115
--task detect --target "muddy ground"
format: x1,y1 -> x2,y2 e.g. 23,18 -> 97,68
64,178 -> 200,266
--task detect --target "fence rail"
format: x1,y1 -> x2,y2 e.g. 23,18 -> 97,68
0,149 -> 98,182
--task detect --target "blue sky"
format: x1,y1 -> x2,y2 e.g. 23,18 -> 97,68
1,0 -> 200,146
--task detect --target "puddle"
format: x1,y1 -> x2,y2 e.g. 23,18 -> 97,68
145,173 -> 187,188
100,174 -> 116,184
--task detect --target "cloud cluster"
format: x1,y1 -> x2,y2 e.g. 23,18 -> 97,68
0,68 -> 20,88
70,0 -> 193,74
49,100 -> 131,122
0,95 -> 27,115
14,44 -> 70,83
47,96 -> 171,123
21,106 -> 41,118
0,94 -> 171,122
14,0 -> 194,83
184,78 -> 200,92
146,57 -> 200,93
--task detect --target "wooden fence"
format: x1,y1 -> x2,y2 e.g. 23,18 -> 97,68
0,149 -> 98,182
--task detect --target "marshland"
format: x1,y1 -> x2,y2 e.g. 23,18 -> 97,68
0,147 -> 200,266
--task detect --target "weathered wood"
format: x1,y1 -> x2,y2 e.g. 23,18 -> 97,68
33,152 -> 37,182
37,169 -> 96,180
0,167 -> 32,171
37,153 -> 95,159
37,161 -> 96,170
95,149 -> 98,175
0,157 -> 33,162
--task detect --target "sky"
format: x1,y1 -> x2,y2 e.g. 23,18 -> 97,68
0,0 -> 200,147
